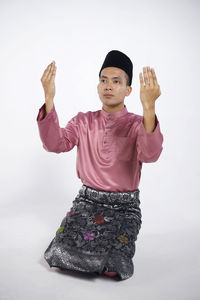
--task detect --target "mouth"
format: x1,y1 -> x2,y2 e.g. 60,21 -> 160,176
104,94 -> 114,97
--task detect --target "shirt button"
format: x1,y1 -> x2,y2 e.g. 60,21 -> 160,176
105,132 -> 108,134
104,141 -> 107,143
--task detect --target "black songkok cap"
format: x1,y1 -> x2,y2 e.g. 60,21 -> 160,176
99,50 -> 133,86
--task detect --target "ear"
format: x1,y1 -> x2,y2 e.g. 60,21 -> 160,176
126,86 -> 132,96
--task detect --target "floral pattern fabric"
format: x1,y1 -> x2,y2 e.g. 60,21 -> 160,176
44,184 -> 142,281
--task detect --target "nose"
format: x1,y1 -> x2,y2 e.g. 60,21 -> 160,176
104,81 -> 113,91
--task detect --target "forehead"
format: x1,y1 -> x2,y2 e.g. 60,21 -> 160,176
100,67 -> 126,79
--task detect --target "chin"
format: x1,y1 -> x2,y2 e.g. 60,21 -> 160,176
105,100 -> 122,105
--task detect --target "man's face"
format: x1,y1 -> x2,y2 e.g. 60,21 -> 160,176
97,67 -> 132,109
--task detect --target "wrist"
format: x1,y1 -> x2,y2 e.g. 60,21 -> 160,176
143,105 -> 155,113
45,97 -> 54,103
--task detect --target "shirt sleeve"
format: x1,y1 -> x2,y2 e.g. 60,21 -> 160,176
136,114 -> 164,163
36,102 -> 79,153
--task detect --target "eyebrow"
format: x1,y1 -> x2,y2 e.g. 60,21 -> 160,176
100,75 -> 122,80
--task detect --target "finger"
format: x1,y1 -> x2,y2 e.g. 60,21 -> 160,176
50,65 -> 57,80
47,62 -> 56,81
46,63 -> 54,81
43,61 -> 55,80
143,67 -> 149,85
42,63 -> 53,81
147,66 -> 154,86
46,61 -> 55,80
151,68 -> 158,86
139,72 -> 144,88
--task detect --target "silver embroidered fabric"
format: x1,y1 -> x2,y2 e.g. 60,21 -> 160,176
44,184 -> 142,280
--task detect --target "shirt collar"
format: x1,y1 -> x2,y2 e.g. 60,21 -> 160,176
100,104 -> 128,120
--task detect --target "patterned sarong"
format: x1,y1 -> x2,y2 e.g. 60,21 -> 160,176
44,184 -> 142,280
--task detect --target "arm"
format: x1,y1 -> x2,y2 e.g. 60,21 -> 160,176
36,61 -> 79,153
36,102 -> 79,153
136,112 -> 164,163
136,66 -> 164,162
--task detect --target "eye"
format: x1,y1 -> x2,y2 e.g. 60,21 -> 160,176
114,80 -> 119,83
101,79 -> 105,82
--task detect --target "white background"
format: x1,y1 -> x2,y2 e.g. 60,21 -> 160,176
0,0 -> 199,299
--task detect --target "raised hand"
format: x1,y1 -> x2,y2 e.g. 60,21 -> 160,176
139,66 -> 161,110
41,61 -> 57,102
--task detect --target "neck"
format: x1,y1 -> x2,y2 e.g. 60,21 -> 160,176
102,102 -> 125,113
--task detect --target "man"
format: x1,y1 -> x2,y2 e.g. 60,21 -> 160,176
36,50 -> 164,280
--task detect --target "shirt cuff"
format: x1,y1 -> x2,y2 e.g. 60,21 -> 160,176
36,102 -> 56,123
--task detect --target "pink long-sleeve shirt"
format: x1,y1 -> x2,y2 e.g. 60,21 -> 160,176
36,103 -> 164,192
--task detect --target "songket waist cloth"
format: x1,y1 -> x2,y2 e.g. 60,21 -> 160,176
44,184 -> 142,280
